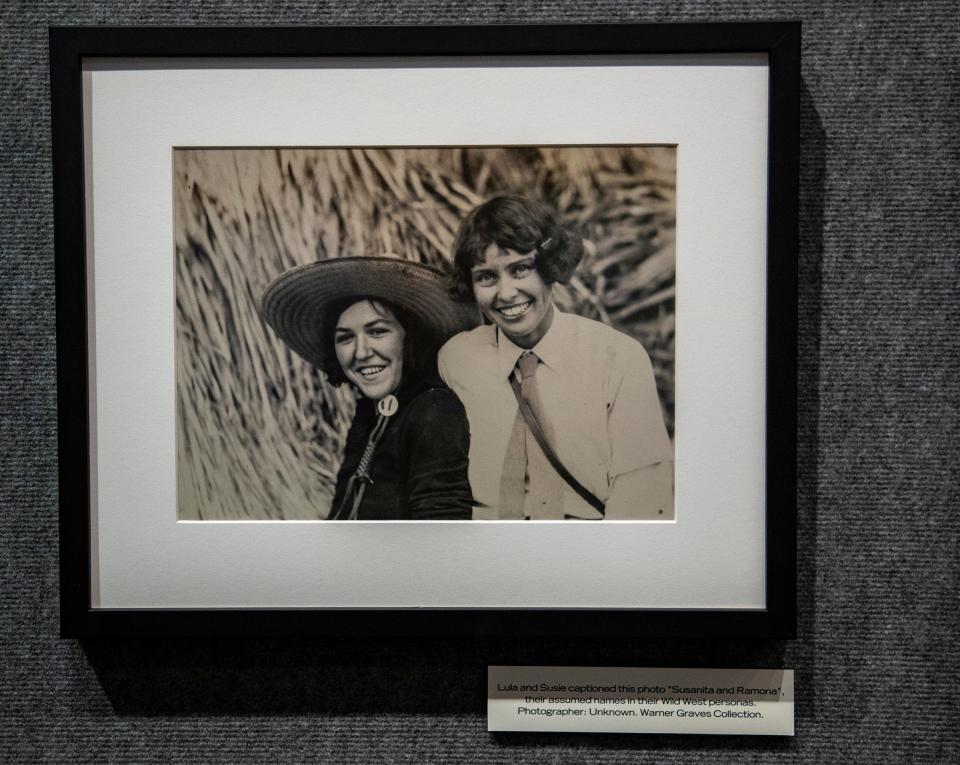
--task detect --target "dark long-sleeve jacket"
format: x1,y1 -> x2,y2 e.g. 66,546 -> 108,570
329,380 -> 473,520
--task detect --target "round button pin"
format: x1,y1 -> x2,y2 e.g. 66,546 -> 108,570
377,394 -> 399,417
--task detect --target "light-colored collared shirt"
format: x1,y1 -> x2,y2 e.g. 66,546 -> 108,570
438,309 -> 673,520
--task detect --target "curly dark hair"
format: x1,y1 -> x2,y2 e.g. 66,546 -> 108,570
320,297 -> 439,389
448,195 -> 584,303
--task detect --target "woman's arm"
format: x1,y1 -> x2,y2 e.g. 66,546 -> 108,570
605,462 -> 674,520
605,341 -> 675,519
400,389 -> 474,520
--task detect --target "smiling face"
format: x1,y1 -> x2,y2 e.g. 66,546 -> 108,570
334,300 -> 406,400
470,245 -> 555,349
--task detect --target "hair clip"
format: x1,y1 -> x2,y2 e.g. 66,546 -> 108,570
538,237 -> 553,250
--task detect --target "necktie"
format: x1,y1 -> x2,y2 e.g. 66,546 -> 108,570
498,352 -> 565,519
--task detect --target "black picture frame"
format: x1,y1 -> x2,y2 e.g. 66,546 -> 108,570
51,23 -> 799,638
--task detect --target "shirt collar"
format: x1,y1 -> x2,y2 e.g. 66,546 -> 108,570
495,308 -> 571,379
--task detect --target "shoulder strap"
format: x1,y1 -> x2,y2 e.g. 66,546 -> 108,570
509,375 -> 605,517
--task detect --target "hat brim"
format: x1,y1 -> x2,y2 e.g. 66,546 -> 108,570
260,257 -> 478,371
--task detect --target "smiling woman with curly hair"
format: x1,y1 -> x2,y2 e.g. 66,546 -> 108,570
440,195 -> 674,521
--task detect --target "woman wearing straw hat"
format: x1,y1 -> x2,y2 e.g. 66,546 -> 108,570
261,257 -> 478,520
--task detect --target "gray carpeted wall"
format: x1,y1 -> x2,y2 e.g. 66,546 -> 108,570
2,2 -> 958,762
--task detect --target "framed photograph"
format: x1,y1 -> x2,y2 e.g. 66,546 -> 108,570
51,23 -> 798,637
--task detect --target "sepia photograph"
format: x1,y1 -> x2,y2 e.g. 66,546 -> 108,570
175,146 -> 677,521
59,30 -> 787,620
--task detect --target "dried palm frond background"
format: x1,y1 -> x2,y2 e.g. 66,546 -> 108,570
175,147 -> 676,520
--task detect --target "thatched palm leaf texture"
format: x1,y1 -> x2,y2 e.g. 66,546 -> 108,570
175,147 -> 676,520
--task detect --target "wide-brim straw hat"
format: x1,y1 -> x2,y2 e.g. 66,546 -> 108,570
260,257 -> 478,370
